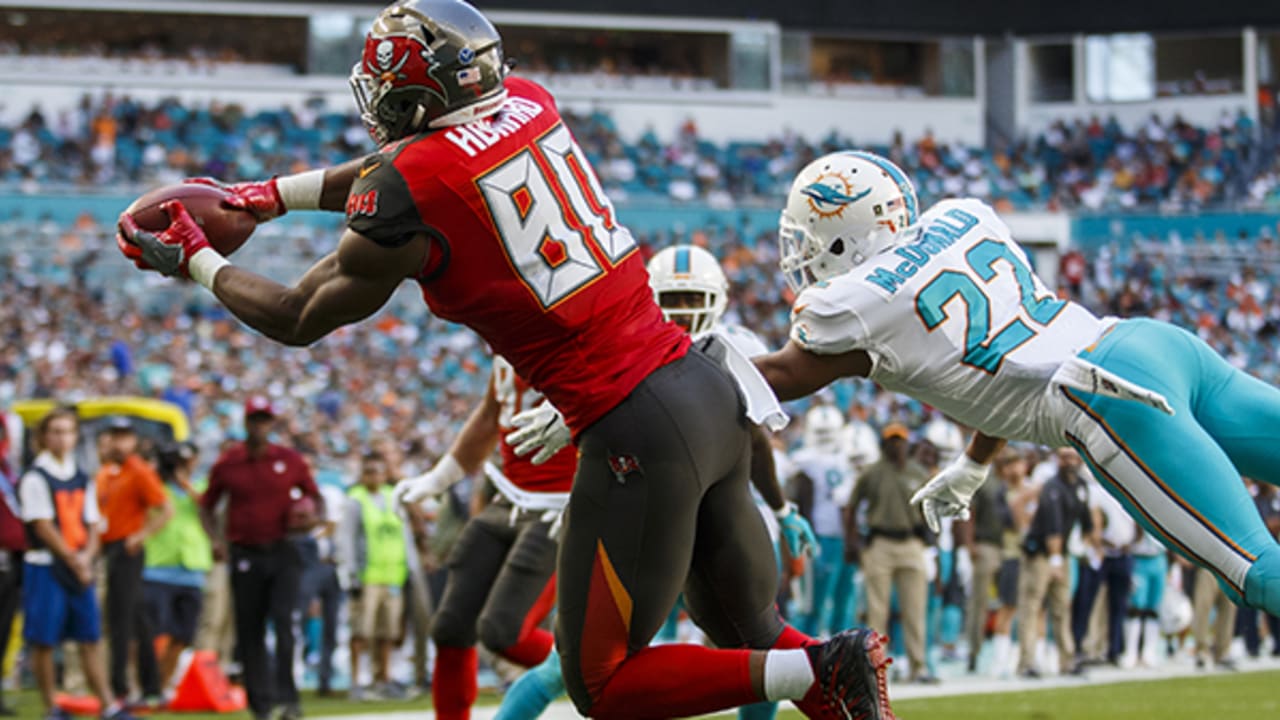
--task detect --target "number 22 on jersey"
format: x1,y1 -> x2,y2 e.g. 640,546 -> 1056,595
915,238 -> 1065,373
476,124 -> 636,310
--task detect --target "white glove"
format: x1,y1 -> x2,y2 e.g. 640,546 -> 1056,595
504,401 -> 571,465
910,454 -> 989,534
393,454 -> 465,508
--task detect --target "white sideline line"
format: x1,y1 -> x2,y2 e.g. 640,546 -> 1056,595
313,656 -> 1280,720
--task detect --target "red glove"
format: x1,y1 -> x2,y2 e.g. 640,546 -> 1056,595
185,176 -> 286,222
116,201 -> 212,279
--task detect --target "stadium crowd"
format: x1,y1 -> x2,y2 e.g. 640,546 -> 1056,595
4,94 -> 1280,212
3,194 -> 1280,713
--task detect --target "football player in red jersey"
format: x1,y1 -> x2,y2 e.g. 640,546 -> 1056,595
393,355 -> 570,720
116,2 -> 893,718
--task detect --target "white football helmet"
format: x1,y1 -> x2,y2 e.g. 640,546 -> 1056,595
647,245 -> 728,337
803,405 -> 845,454
779,150 -> 919,293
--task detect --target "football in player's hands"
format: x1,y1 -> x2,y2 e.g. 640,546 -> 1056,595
121,183 -> 256,256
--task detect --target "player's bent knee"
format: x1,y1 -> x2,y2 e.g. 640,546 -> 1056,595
477,614 -> 522,653
431,610 -> 478,648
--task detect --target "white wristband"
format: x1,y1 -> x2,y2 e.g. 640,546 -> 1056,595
188,247 -> 230,291
275,169 -> 325,211
435,453 -> 467,488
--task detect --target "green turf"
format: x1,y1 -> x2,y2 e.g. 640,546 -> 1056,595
775,671 -> 1280,720
11,672 -> 1280,719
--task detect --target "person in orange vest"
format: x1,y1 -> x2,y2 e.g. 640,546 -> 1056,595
96,417 -> 173,707
19,406 -> 136,720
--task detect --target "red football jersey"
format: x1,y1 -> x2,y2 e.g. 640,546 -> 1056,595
492,355 -> 574,493
347,77 -> 689,434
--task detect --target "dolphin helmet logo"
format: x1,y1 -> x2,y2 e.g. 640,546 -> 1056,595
801,171 -> 872,219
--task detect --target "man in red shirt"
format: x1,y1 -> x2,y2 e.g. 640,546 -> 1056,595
198,398 -> 322,720
116,2 -> 892,718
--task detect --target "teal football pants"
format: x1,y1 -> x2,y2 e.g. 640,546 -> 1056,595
1062,318 -> 1280,615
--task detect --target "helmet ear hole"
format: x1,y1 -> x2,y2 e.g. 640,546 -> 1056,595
829,238 -> 845,256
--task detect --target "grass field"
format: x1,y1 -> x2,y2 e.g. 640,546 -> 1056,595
14,671 -> 1280,719
780,671 -> 1280,720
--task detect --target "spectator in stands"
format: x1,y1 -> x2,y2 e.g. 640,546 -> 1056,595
199,397 -> 322,720
193,440 -> 237,677
96,417 -> 172,706
1072,478 -> 1136,667
141,441 -> 211,691
848,423 -> 935,683
340,451 -> 409,701
960,448 -> 1014,674
301,478 -> 348,698
20,407 -> 135,720
1190,559 -> 1238,670
369,436 -> 431,695
1017,448 -> 1094,678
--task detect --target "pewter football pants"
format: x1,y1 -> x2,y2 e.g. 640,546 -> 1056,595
1062,318 -> 1280,615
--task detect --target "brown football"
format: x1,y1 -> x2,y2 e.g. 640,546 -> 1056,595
122,183 -> 257,257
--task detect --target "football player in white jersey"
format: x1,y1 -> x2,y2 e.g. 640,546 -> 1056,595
751,149 -> 1280,622
495,244 -> 820,720
789,406 -> 858,638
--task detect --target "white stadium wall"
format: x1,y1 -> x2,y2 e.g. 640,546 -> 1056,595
552,92 -> 983,146
1021,94 -> 1254,136
0,72 -> 985,147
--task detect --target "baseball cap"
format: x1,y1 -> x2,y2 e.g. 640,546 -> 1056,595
244,395 -> 277,418
102,416 -> 134,434
881,422 -> 910,441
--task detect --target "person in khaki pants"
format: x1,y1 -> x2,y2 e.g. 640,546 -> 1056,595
1190,563 -> 1237,669
1015,448 -> 1094,678
959,449 -> 1021,673
848,423 -> 935,683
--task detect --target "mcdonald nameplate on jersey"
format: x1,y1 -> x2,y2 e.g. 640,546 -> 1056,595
864,208 -> 979,297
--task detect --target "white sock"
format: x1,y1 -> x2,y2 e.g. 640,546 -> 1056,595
1123,618 -> 1142,668
764,649 -> 815,701
1142,618 -> 1162,666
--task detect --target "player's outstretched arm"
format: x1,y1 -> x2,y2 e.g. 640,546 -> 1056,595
747,424 -> 785,511
749,425 -> 819,558
752,340 -> 872,402
208,228 -> 425,346
395,377 -> 502,508
187,156 -> 368,220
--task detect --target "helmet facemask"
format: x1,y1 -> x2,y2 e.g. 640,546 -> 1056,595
647,245 -> 729,339
657,289 -> 725,336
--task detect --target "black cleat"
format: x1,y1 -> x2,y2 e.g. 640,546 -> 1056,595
805,628 -> 895,720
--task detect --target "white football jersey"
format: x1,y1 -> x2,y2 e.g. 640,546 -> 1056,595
790,198 -> 1106,447
790,447 -> 854,537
